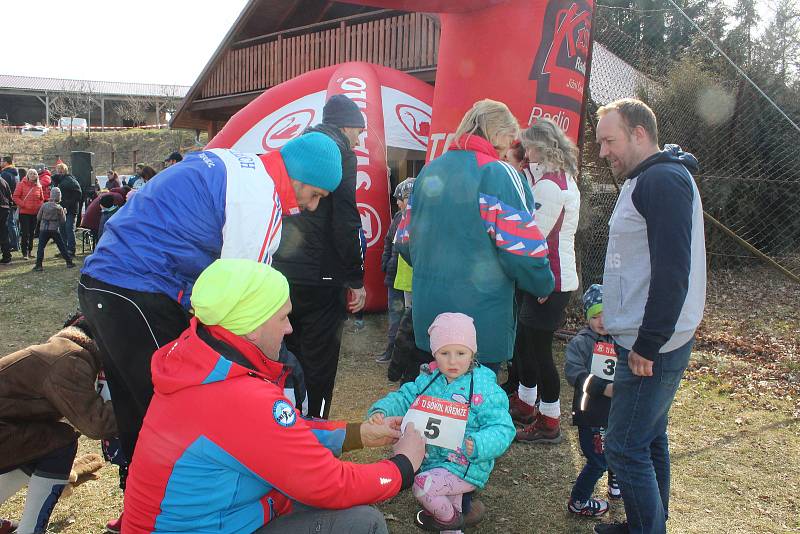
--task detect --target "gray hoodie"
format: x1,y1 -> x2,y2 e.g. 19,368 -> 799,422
603,145 -> 706,359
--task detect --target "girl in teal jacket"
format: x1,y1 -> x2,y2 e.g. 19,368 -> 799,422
368,313 -> 515,532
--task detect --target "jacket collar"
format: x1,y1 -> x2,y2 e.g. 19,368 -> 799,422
259,151 -> 299,216
449,134 -> 500,160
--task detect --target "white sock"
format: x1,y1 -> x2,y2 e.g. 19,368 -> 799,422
0,469 -> 30,504
539,399 -> 561,419
18,474 -> 68,534
517,385 -> 538,407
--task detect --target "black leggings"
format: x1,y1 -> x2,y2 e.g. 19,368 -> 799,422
515,325 -> 560,403
19,213 -> 37,256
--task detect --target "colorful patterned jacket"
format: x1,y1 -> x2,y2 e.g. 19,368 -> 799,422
123,318 -> 413,534
396,134 -> 554,362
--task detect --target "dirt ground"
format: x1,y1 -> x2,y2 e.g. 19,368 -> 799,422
1,248 -> 798,533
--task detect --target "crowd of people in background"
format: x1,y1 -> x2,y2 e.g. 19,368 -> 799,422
0,95 -> 705,534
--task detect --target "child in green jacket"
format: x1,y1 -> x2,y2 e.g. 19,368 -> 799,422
368,312 -> 515,532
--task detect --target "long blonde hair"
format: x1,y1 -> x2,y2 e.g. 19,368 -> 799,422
454,99 -> 520,153
520,118 -> 579,176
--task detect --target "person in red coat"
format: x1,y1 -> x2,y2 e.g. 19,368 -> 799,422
80,187 -> 129,239
37,168 -> 52,200
123,259 -> 426,534
12,169 -> 44,259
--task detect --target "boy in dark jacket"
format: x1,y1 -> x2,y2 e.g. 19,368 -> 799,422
0,314 -> 117,534
377,178 -> 415,363
34,187 -> 75,271
564,284 -> 621,517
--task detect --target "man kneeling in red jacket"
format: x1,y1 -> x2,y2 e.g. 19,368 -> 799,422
123,259 -> 425,534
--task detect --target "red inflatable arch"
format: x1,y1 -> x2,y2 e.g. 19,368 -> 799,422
207,62 -> 433,311
338,0 -> 595,159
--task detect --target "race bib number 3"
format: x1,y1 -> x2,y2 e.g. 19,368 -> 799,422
590,341 -> 617,381
401,395 -> 468,451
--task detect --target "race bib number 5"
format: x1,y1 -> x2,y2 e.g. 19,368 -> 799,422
401,395 -> 469,451
590,341 -> 617,381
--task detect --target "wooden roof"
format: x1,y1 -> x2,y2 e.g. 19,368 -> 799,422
171,0 -> 386,130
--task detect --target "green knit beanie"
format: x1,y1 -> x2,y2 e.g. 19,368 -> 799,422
191,259 -> 289,335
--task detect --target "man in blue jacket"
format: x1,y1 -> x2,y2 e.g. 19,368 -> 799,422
79,134 -> 343,464
594,99 -> 706,534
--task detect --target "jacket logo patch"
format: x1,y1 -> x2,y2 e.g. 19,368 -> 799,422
380,477 -> 393,485
272,400 -> 296,427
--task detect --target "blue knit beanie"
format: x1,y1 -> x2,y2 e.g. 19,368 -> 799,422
582,284 -> 603,319
279,132 -> 343,192
322,95 -> 366,128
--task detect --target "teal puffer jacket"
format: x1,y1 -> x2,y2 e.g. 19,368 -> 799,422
368,365 -> 514,488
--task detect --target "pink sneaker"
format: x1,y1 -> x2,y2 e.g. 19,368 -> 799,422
106,512 -> 123,533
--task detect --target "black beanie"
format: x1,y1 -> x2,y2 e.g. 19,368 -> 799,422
322,95 -> 365,128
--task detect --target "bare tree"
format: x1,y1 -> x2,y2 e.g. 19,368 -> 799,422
113,96 -> 150,127
49,81 -> 97,136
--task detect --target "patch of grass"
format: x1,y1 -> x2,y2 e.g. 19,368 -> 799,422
1,259 -> 798,533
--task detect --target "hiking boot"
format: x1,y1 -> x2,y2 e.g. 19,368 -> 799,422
509,393 -> 538,426
414,509 -> 464,532
375,349 -> 392,363
0,519 -> 17,533
66,261 -> 76,268
464,498 -> 486,527
515,414 -> 562,444
32,265 -> 44,272
500,380 -> 518,396
105,512 -> 123,533
568,497 -> 609,517
0,257 -> 10,264
607,472 -> 622,500
594,521 -> 629,533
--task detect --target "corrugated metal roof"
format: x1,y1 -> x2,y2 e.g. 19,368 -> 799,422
0,74 -> 189,98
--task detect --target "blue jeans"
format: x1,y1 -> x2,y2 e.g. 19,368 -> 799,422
387,287 -> 405,344
605,340 -> 693,534
7,207 -> 19,251
59,203 -> 78,255
571,426 -> 608,503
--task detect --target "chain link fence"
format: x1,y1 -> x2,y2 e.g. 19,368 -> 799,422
576,6 -> 800,294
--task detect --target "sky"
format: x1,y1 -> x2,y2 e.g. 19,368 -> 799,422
4,0 -> 250,87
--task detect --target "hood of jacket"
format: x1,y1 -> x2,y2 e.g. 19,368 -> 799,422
151,318 -> 289,396
49,326 -> 101,367
305,123 -> 352,154
626,144 -> 699,180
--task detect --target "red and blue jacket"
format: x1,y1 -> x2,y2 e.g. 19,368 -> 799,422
82,149 -> 299,308
122,318 -> 413,534
396,134 -> 554,363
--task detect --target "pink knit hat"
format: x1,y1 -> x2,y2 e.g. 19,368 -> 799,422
428,312 -> 478,354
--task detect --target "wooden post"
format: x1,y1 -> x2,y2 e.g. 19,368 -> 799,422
339,21 -> 346,63
132,150 -> 139,175
111,151 -> 115,170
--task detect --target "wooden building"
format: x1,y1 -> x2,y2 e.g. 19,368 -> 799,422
0,75 -> 188,129
171,1 -> 439,135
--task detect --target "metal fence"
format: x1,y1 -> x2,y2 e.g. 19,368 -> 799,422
576,6 -> 800,290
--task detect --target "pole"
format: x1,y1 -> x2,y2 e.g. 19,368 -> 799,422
702,211 -> 799,284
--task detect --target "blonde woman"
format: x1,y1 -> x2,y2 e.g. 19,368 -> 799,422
510,118 -> 581,445
12,169 -> 44,259
395,99 -> 554,374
